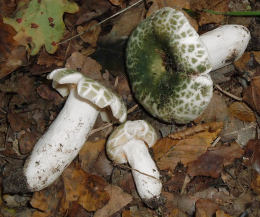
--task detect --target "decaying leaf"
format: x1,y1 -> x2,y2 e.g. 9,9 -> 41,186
251,171 -> 260,195
77,20 -> 101,47
153,122 -> 223,172
187,142 -> 244,178
30,179 -> 67,217
228,102 -> 256,122
216,210 -> 233,217
190,0 -> 229,25
221,117 -> 257,147
62,164 -> 110,211
195,199 -> 219,217
3,0 -> 79,55
65,52 -> 103,81
195,93 -> 229,123
93,185 -> 132,217
0,16 -> 27,79
243,75 -> 260,115
79,139 -> 106,173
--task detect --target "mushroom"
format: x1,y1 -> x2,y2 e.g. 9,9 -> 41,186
126,7 -> 250,124
106,120 -> 162,208
24,68 -> 127,191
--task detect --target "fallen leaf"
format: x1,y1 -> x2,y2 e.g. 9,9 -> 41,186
3,0 -> 79,55
30,178 -> 67,216
195,93 -> 229,123
153,122 -> 223,172
100,6 -> 144,43
108,0 -> 124,7
121,207 -> 155,217
36,84 -> 64,105
65,52 -> 103,81
243,75 -> 260,115
0,16 -> 27,79
93,185 -> 132,217
63,165 -> 110,211
190,0 -> 229,25
234,52 -> 253,74
244,139 -> 260,174
7,112 -> 31,132
0,0 -> 17,17
19,130 -> 40,154
221,117 -> 257,147
195,199 -> 219,217
216,210 -> 233,217
77,20 -> 101,47
79,139 -> 106,173
251,171 -> 260,195
66,202 -> 92,217
228,102 -> 256,122
187,142 -> 244,178
37,50 -> 64,67
252,51 -> 260,64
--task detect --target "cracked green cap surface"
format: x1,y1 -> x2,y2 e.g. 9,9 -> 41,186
126,7 -> 213,123
48,68 -> 127,123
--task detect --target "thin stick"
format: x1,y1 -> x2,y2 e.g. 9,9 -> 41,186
214,84 -> 242,101
115,163 -> 161,181
58,0 -> 145,45
89,104 -> 139,135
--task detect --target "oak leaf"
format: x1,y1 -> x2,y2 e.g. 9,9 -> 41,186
153,122 -> 223,172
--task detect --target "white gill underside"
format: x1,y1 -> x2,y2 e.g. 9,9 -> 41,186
24,89 -> 99,191
123,139 -> 162,200
200,25 -> 250,71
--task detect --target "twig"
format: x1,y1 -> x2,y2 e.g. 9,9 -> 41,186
214,84 -> 242,101
114,163 -> 161,181
58,0 -> 145,45
211,136 -> 221,147
89,104 -> 139,135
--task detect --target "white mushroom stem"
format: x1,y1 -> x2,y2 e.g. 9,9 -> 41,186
24,88 -> 99,191
122,139 -> 162,200
200,25 -> 250,71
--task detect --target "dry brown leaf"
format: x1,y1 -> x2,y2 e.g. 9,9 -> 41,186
0,16 -> 27,79
37,50 -> 64,67
146,1 -> 198,31
195,93 -> 229,123
109,0 -> 124,6
252,51 -> 260,64
7,112 -> 31,132
215,210 -> 233,217
187,142 -> 244,178
243,75 -> 260,115
65,52 -> 103,81
30,179 -> 67,217
37,84 -> 64,105
190,0 -> 229,25
79,139 -> 106,172
66,202 -> 91,217
251,171 -> 260,195
77,20 -> 101,47
234,52 -> 251,73
221,117 -> 257,147
121,207 -> 155,217
195,199 -> 219,217
228,102 -> 256,122
93,185 -> 132,217
63,165 -> 110,211
153,122 -> 223,172
100,6 -> 144,43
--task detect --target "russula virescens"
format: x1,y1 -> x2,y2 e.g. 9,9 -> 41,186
106,120 -> 162,208
22,68 -> 127,191
126,7 -> 250,124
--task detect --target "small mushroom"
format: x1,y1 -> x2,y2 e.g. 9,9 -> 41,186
106,120 -> 162,208
126,7 -> 250,124
24,68 -> 127,191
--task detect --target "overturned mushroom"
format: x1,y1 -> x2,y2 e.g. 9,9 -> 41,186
126,7 -> 250,124
106,120 -> 162,208
20,68 -> 126,191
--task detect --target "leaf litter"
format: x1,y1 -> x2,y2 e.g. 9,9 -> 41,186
0,0 -> 259,216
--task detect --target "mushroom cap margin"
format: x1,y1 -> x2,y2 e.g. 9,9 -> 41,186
106,120 -> 158,164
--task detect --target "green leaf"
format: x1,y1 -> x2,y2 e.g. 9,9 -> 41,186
3,0 -> 79,55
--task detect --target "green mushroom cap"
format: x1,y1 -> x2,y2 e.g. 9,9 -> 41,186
126,7 -> 213,124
